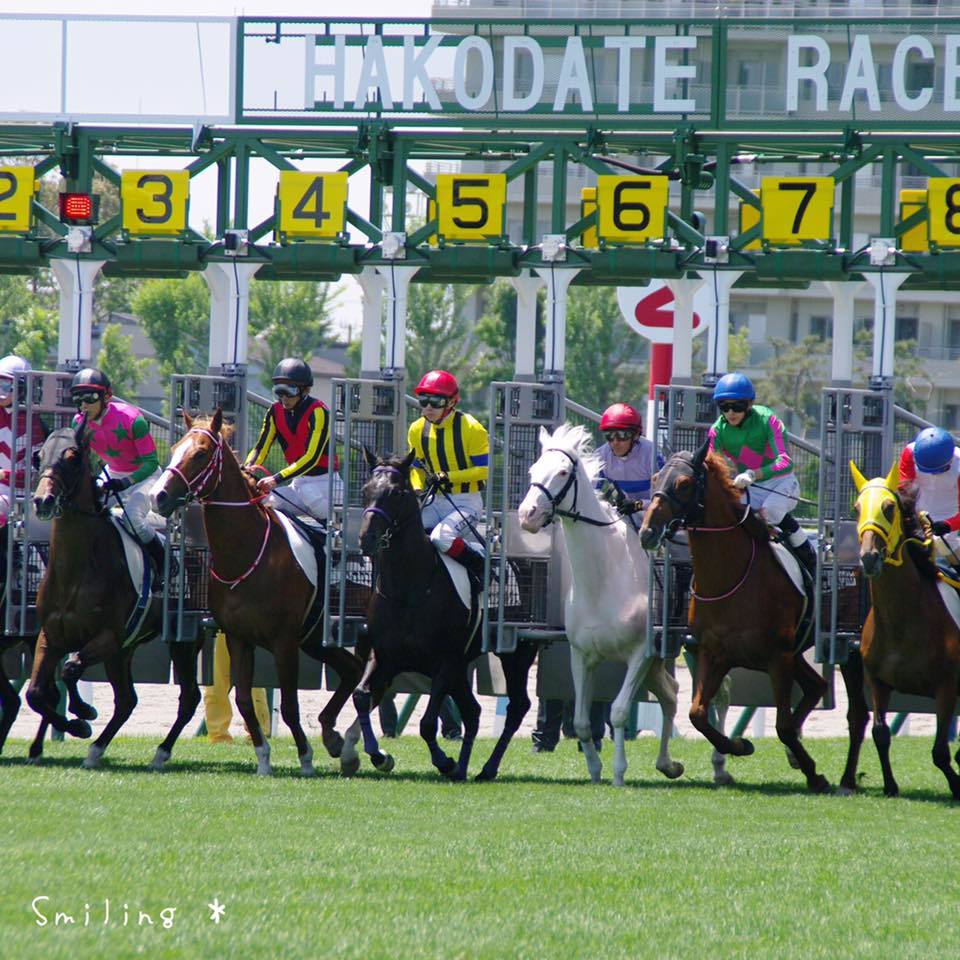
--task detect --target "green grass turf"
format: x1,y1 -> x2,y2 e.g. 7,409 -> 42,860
1,734 -> 959,960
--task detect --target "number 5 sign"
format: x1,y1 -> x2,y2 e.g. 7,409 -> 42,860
277,172 -> 348,241
760,176 -> 834,245
435,174 -> 505,241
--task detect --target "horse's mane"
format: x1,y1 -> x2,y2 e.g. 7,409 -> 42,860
899,484 -> 941,581
546,423 -> 603,482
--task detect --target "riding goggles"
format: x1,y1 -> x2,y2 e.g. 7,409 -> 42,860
717,400 -> 749,414
272,383 -> 300,399
604,429 -> 635,442
418,395 -> 449,409
72,391 -> 104,406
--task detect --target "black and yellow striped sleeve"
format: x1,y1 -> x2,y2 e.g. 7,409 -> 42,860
245,409 -> 276,467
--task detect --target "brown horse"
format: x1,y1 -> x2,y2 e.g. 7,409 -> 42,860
639,444 -> 831,793
27,420 -> 201,769
152,409 -> 376,777
851,460 -> 960,800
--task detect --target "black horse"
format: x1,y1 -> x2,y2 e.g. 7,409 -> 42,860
355,449 -> 538,781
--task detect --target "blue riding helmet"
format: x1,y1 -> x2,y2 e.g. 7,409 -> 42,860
713,373 -> 755,403
914,426 -> 956,474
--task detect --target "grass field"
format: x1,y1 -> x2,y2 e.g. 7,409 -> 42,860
2,734 -> 959,960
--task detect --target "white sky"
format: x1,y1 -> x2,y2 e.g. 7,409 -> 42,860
0,1 -> 436,339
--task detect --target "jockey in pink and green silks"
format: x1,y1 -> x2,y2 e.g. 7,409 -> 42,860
707,372 -> 815,572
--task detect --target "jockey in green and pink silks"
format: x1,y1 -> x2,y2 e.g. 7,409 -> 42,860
707,372 -> 815,572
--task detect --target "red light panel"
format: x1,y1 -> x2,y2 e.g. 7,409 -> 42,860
59,192 -> 96,224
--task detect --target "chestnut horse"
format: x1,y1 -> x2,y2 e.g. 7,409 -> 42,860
639,444 -> 831,793
152,410 -> 375,777
27,420 -> 201,769
850,460 -> 960,800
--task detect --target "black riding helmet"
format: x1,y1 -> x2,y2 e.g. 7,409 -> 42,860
70,367 -> 112,399
272,358 -> 313,388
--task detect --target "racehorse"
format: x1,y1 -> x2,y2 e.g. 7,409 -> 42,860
517,424 -> 685,786
355,448 -> 539,782
27,419 -> 201,769
639,443 -> 831,793
152,409 -> 376,777
850,460 -> 960,800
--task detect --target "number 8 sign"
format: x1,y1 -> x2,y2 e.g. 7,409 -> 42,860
927,178 -> 960,248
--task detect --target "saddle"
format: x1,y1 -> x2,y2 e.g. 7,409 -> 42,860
769,536 -> 817,654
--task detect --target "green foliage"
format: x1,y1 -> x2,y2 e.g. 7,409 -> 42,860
97,322 -> 151,399
132,273 -> 210,378
247,280 -> 338,392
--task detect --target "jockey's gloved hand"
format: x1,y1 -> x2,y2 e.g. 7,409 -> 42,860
617,498 -> 643,516
931,519 -> 952,536
434,471 -> 453,494
98,477 -> 129,495
733,470 -> 755,489
599,481 -> 625,508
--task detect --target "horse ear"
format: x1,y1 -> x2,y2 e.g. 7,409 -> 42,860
401,448 -> 416,473
74,412 -> 88,443
181,409 -> 194,430
211,407 -> 223,434
692,438 -> 710,468
363,445 -> 378,471
849,460 -> 867,493
885,460 -> 900,491
538,425 -> 551,450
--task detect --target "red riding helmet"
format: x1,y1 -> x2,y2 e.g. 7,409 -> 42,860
600,402 -> 642,433
415,369 -> 459,399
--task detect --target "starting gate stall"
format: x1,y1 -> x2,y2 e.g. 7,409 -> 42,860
651,383 -> 831,710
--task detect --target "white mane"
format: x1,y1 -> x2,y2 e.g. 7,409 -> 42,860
542,422 -> 603,483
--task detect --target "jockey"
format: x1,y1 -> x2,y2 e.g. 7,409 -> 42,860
408,369 -> 489,581
245,357 -> 342,521
707,372 -> 816,573
899,426 -> 960,560
595,402 -> 662,519
69,367 -> 165,580
0,355 -> 46,529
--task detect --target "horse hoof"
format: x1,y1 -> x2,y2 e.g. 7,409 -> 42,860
372,752 -> 395,773
835,784 -> 856,797
71,703 -> 98,722
151,748 -> 171,771
256,764 -> 272,777
83,745 -> 105,769
299,764 -> 316,778
321,729 -> 344,759
474,765 -> 497,783
809,775 -> 832,795
657,760 -> 685,780
612,774 -> 626,787
713,770 -> 735,787
25,754 -> 42,765
443,766 -> 466,782
340,755 -> 361,778
785,747 -> 801,770
732,736 -> 754,757
67,719 -> 92,739
437,756 -> 457,778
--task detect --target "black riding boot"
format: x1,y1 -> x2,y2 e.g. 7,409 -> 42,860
456,548 -> 487,584
779,513 -> 816,574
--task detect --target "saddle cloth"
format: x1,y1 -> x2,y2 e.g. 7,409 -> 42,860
272,510 -> 318,589
770,541 -> 804,597
937,579 -> 960,633
108,515 -> 154,646
440,553 -> 471,610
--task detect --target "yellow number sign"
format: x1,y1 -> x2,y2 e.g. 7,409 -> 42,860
926,178 -> 960,248
0,166 -> 37,233
121,170 -> 190,236
760,176 -> 834,245
277,172 -> 348,240
738,189 -> 761,251
435,174 -> 505,241
596,176 -> 669,244
898,188 -> 927,253
580,187 -> 598,249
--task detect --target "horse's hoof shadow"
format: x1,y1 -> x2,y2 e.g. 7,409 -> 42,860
66,719 -> 92,739
371,751 -> 394,773
321,728 -> 344,759
340,755 -> 361,778
731,736 -> 754,757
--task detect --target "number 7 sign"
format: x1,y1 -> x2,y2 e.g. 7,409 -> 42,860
760,176 -> 834,245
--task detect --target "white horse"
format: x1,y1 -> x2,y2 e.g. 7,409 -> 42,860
517,423 -> 684,787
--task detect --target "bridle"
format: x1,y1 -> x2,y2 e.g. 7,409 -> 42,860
529,447 -> 621,528
362,465 -> 421,553
36,431 -> 101,519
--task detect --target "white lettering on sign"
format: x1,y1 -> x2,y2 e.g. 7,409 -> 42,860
786,35 -> 830,112
503,37 -> 545,112
603,37 -> 647,112
892,35 -> 934,112
653,36 -> 697,113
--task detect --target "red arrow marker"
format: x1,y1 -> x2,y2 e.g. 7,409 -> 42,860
634,285 -> 702,330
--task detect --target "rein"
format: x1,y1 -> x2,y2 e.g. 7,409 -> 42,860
362,465 -> 421,552
531,447 -> 622,528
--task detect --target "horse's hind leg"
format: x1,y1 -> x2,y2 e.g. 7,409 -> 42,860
711,674 -> 734,785
869,678 -> 898,797
770,653 -> 829,793
273,636 -> 315,777
420,672 -> 457,779
609,649 -> 654,787
447,669 -> 481,781
228,636 -> 270,776
784,652 -> 829,770
315,646 -> 363,759
0,665 -> 20,755
476,641 -> 538,782
153,637 -> 203,771
931,681 -> 960,800
643,659 -> 684,781
570,648 -> 602,783
838,648 -> 868,794
84,652 -> 137,769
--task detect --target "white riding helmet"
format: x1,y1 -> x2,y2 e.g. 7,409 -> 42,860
0,354 -> 30,380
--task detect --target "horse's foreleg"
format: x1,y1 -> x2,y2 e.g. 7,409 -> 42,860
476,642 -> 538,782
64,676 -> 97,722
316,647 -> 363,759
570,646 -> 602,783
869,678 -> 898,797
608,649 -> 655,787
153,638 -> 203,771
689,650 -> 746,759
931,681 -> 960,800
273,636 -> 314,777
643,659 -> 684,781
227,635 -> 270,775
25,633 -> 90,739
0,666 -> 20,755
447,670 -> 481,781
84,651 -> 137,769
420,672 -> 456,779
838,648 -> 868,794
770,652 -> 830,793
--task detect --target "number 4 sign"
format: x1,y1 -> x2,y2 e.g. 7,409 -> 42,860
276,171 -> 348,241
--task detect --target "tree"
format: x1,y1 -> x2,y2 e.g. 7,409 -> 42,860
7,303 -> 58,368
248,280 -> 338,391
132,273 -> 210,377
96,322 -> 150,399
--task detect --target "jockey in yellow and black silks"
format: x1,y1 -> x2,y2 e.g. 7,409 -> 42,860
245,357 -> 342,520
407,369 -> 488,579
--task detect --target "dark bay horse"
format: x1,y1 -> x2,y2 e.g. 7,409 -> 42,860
152,409 -> 373,777
851,460 -> 960,800
27,420 -> 201,769
639,444 -> 831,793
355,449 -> 538,782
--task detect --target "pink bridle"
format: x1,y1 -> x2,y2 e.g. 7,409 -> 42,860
161,427 -> 272,590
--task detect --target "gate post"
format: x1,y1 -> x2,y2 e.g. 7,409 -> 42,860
663,276 -> 705,384
864,271 -> 908,388
824,279 -> 864,385
354,267 -> 386,378
701,270 -> 743,382
203,261 -> 263,371
49,258 -> 106,368
375,264 -> 420,378
534,266 -> 579,381
508,272 -> 545,381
